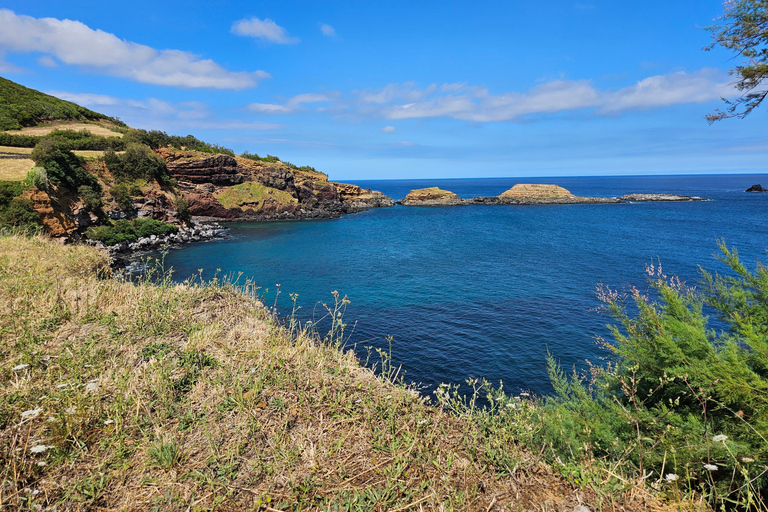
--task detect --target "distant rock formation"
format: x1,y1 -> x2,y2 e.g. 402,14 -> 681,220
746,184 -> 767,193
619,194 -> 706,202
398,183 -> 708,207
399,187 -> 464,206
499,184 -> 572,200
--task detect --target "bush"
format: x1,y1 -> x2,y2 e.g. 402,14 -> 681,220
30,138 -> 98,190
26,167 -> 47,190
85,218 -> 178,246
103,144 -> 171,185
122,129 -> 234,155
0,181 -> 39,233
78,185 -> 102,213
109,183 -> 135,211
174,195 -> 191,223
531,242 -> 768,508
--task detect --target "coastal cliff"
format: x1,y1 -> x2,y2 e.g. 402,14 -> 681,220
160,148 -> 394,221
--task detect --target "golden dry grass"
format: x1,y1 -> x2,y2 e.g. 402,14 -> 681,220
0,156 -> 34,181
0,146 -> 33,155
4,122 -> 123,138
0,236 -> 673,511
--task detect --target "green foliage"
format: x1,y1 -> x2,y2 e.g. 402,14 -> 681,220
174,195 -> 191,223
0,181 -> 39,233
148,439 -> 184,470
0,76 -> 122,130
26,167 -> 47,190
77,185 -> 102,213
0,129 -> 126,150
30,138 -> 99,190
103,144 -> 171,185
123,129 -> 234,155
240,151 -> 319,172
84,218 -> 178,246
705,0 -> 768,121
109,183 -> 141,211
532,243 -> 768,508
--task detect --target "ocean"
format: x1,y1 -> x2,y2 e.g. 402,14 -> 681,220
156,174 -> 768,397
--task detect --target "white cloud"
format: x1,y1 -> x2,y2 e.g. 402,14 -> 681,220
246,92 -> 339,114
0,9 -> 267,89
382,126 -> 396,133
320,23 -> 337,37
37,55 -> 57,67
45,90 -> 283,131
231,17 -> 299,44
355,69 -> 732,122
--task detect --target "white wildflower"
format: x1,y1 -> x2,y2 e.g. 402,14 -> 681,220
703,464 -> 718,471
20,408 -> 42,420
665,473 -> 679,482
418,419 -> 428,425
84,364 -> 93,368
56,383 -> 68,389
65,407 -> 76,414
712,434 -> 728,443
104,419 -> 114,425
12,364 -> 29,371
36,461 -> 47,467
85,382 -> 99,394
519,392 -> 530,397
742,457 -> 754,463
29,445 -> 47,454
46,417 -> 56,423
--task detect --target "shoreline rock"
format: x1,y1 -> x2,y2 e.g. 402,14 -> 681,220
86,219 -> 228,269
618,194 -> 706,202
746,184 -> 767,193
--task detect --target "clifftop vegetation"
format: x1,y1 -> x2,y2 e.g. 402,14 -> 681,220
0,76 -> 121,130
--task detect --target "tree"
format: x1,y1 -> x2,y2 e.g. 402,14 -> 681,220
705,0 -> 768,121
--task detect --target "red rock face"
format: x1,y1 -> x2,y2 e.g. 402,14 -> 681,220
158,149 -> 245,186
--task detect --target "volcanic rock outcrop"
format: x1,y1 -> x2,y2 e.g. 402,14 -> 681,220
158,149 -> 394,220
746,184 -> 767,193
399,187 -> 463,206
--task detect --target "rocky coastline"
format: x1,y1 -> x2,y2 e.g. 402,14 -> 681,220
86,220 -> 228,269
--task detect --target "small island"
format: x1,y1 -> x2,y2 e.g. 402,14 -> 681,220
398,183 -> 705,206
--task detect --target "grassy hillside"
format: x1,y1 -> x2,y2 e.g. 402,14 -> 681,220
0,76 -> 121,131
0,235 -> 659,511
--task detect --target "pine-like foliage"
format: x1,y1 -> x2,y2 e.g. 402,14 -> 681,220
536,242 -> 768,509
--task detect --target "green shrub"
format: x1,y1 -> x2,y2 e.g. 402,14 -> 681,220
122,129 -> 234,155
78,185 -> 102,213
26,167 -> 47,190
0,182 -> 39,233
84,218 -> 178,246
103,144 -> 171,185
531,242 -> 768,508
174,195 -> 191,223
109,183 -> 137,211
30,138 -> 99,190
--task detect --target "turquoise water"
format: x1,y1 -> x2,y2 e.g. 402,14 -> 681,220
158,175 -> 768,396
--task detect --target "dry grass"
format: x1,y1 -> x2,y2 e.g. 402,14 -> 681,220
0,236 -> 673,511
0,146 -> 33,155
0,157 -> 34,181
4,122 -> 123,138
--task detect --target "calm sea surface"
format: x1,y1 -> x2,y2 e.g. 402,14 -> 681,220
157,175 -> 768,396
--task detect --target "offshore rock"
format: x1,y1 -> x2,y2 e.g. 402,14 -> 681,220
746,184 -> 767,193
618,194 -> 706,202
399,187 -> 464,206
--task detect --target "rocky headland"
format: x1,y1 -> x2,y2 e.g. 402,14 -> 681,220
161,148 -> 394,221
398,183 -> 706,206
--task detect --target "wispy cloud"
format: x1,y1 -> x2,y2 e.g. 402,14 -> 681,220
382,126 -> 396,133
231,17 -> 299,44
0,9 -> 267,89
46,90 -> 283,131
320,23 -> 337,37
354,69 -> 732,122
247,92 -> 339,114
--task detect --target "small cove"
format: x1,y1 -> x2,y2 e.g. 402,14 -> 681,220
155,174 -> 768,396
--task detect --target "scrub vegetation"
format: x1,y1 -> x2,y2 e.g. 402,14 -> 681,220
1,235 -> 666,511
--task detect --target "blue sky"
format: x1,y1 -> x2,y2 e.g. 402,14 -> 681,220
0,1 -> 764,180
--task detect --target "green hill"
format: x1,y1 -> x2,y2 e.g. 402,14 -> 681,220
0,76 -> 121,130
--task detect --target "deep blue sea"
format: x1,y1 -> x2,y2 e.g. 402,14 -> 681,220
157,175 -> 768,397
